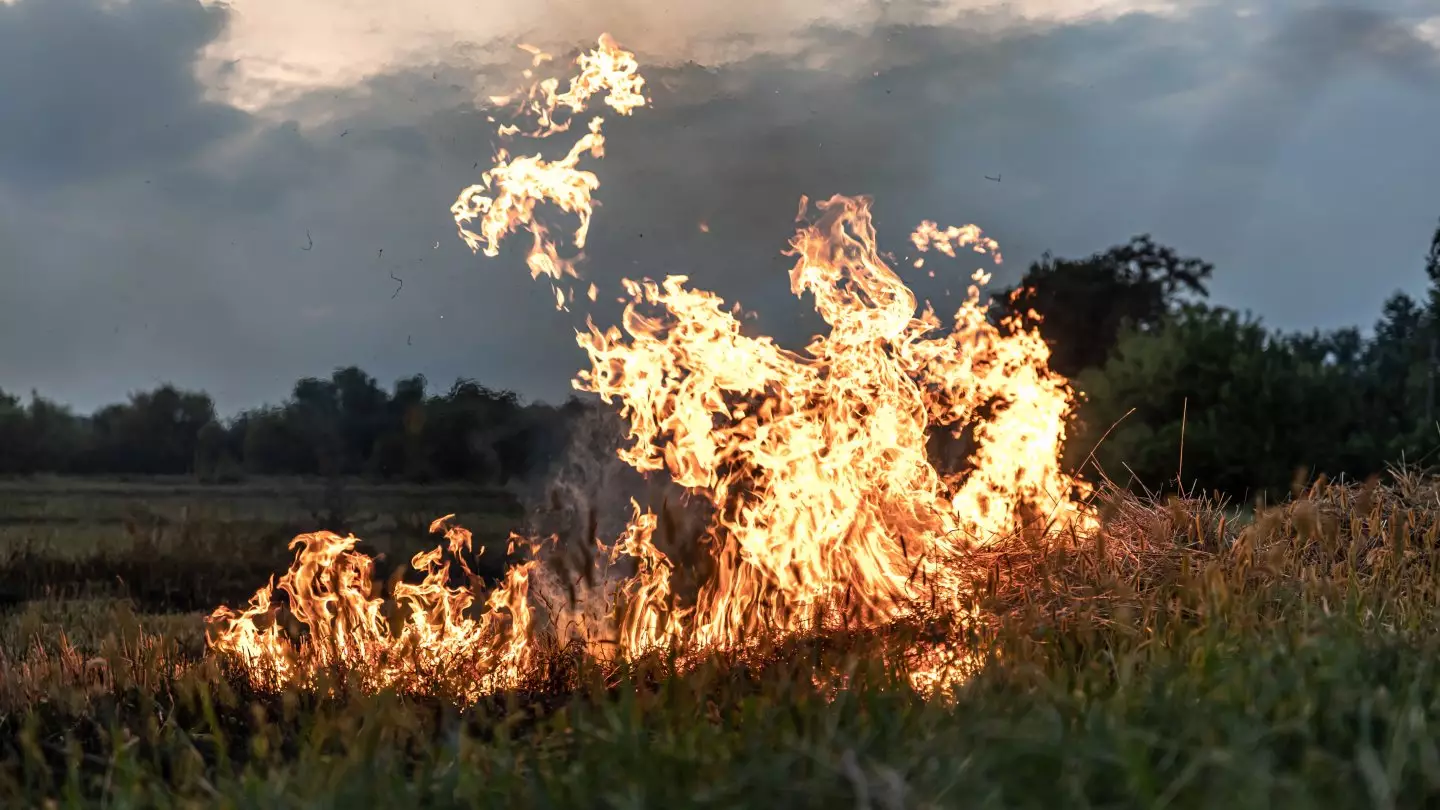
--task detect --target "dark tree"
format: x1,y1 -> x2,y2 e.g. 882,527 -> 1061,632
1072,305 -> 1367,499
330,366 -> 389,474
996,235 -> 1214,378
1425,217 -> 1440,293
86,385 -> 215,475
241,408 -> 317,475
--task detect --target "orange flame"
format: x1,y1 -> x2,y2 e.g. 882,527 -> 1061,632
451,34 -> 646,308
208,34 -> 1092,702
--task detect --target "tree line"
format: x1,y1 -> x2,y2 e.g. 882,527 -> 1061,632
0,370 -> 586,485
1,218 -> 1438,499
998,218 -> 1440,501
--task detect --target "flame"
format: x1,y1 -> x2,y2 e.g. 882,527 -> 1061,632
206,517 -> 543,696
909,220 -> 1001,268
450,34 -> 646,308
208,34 -> 1093,702
571,195 -> 1090,656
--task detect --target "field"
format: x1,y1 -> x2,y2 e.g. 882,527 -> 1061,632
4,474 -> 1440,808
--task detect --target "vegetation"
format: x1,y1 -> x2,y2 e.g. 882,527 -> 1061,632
5,473 -> 1440,806
0,371 -> 586,486
998,216 -> 1440,500
5,220 -> 1439,504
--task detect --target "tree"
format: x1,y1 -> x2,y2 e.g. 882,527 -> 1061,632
194,421 -> 232,482
331,366 -> 389,475
1357,293 -> 1428,452
1072,305 -> 1369,500
421,379 -> 521,482
1425,217 -> 1440,304
1411,219 -> 1440,437
287,377 -> 346,476
363,374 -> 431,480
26,394 -> 88,473
241,407 -> 316,475
996,235 -> 1214,378
0,391 -> 33,474
85,385 -> 215,475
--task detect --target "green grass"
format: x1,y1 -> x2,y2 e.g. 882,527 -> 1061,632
4,474 -> 1440,807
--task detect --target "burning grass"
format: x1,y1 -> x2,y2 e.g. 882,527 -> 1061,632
209,34 -> 1098,702
7,475 -> 1440,806
8,32 -> 1437,807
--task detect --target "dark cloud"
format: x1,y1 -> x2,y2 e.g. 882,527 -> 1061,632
0,0 -> 1437,415
0,0 -> 246,189
1155,4 -> 1440,320
1267,6 -> 1440,87
1170,5 -> 1440,221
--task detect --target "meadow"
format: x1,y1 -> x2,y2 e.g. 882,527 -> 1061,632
4,473 -> 1440,808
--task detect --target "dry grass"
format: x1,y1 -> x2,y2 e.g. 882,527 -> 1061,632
3,474 -> 1440,806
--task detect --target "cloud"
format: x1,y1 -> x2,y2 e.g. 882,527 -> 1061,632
1175,5 -> 1439,182
0,0 -> 1437,416
1151,3 -> 1440,315
0,0 -> 245,189
196,0 -> 1181,115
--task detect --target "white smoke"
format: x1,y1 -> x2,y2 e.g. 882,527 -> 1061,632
517,400 -> 713,649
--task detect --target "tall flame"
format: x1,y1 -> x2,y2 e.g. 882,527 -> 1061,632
451,34 -> 645,308
207,34 -> 1093,701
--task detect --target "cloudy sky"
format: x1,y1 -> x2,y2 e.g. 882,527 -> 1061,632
1,0 -> 1438,414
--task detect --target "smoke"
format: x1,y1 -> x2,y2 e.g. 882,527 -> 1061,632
513,398 -> 715,648
524,401 -> 709,540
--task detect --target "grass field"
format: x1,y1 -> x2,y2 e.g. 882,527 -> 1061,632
4,473 -> 1440,808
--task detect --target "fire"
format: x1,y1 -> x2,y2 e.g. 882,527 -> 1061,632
204,517 -> 542,696
207,34 -> 1093,702
451,34 -> 645,307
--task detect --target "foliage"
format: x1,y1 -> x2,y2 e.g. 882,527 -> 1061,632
1071,305 -> 1393,500
1016,217 -> 1440,499
0,370 -> 586,487
994,234 -> 1214,378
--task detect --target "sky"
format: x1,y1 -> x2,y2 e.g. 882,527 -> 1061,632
1,0 -> 1438,415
